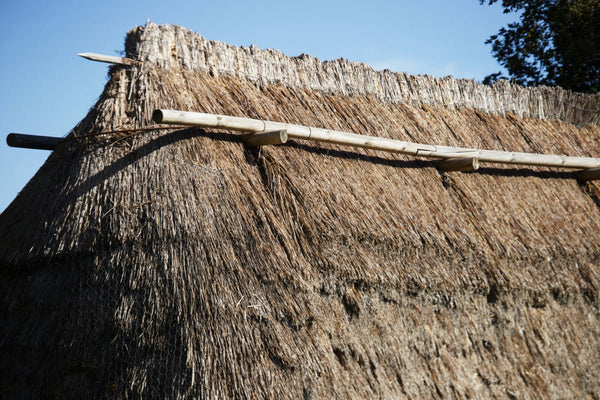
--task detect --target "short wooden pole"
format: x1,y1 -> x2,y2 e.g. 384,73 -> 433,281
242,130 -> 288,146
6,133 -> 63,150
575,168 -> 600,182
435,157 -> 479,172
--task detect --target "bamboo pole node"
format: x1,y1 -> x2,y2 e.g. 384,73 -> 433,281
78,52 -> 134,66
242,130 -> 288,146
575,168 -> 600,182
435,157 -> 479,172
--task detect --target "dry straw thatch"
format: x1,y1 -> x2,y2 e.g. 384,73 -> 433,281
1,22 -> 599,399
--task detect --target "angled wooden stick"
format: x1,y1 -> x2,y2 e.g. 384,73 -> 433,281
78,52 -> 134,66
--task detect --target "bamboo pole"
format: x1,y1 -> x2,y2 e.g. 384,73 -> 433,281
436,157 -> 479,172
152,109 -> 600,170
78,52 -> 134,66
242,130 -> 288,146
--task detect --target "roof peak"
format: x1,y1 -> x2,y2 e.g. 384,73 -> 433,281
122,22 -> 599,126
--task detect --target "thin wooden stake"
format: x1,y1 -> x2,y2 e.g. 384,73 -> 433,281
575,168 -> 600,182
78,52 -> 134,66
436,157 -> 479,172
242,130 -> 288,146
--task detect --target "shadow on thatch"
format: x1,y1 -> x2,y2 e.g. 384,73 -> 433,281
75,127 -> 580,198
475,167 -> 575,180
285,141 -> 430,170
283,141 -> 584,180
71,128 -> 238,198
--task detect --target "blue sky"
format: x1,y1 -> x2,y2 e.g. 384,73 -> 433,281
0,0 -> 514,212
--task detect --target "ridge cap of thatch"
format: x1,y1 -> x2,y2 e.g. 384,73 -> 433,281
125,21 -> 600,126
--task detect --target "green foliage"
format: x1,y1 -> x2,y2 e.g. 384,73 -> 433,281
482,0 -> 600,93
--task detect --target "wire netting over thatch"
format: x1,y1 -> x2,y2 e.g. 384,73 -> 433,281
1,22 -> 599,399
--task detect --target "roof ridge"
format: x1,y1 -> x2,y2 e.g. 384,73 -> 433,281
124,22 -> 600,127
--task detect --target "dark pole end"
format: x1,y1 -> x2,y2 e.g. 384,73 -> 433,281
6,133 -> 63,150
152,109 -> 164,123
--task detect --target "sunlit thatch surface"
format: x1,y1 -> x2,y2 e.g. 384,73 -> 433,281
1,22 -> 599,399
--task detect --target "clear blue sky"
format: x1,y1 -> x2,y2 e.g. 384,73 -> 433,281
0,0 -> 514,212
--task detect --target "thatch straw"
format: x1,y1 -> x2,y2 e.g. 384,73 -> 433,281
128,23 -> 600,126
1,22 -> 599,399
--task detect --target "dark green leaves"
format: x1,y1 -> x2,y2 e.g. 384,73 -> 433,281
481,0 -> 600,93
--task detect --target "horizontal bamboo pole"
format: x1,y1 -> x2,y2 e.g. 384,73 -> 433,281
242,130 -> 288,146
436,157 -> 479,172
152,109 -> 600,170
78,52 -> 134,66
6,133 -> 63,150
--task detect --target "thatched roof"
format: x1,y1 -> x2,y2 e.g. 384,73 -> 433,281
1,22 -> 599,399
